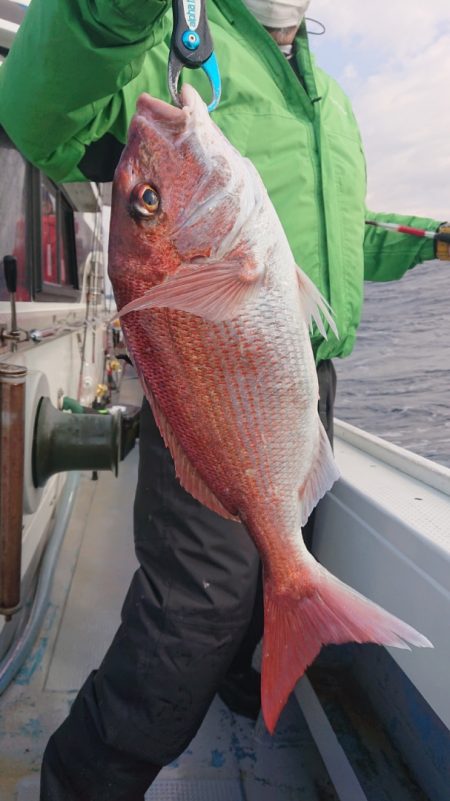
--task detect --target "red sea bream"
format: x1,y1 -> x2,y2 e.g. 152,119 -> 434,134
108,85 -> 432,733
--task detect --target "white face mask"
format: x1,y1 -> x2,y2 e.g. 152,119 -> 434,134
242,0 -> 311,29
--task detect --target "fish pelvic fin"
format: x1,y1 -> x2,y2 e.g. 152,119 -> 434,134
296,267 -> 338,340
261,551 -> 433,734
145,386 -> 239,522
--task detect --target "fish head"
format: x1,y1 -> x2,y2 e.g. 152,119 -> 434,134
108,85 -> 264,310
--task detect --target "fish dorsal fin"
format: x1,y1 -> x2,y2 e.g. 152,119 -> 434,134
299,422 -> 340,527
296,267 -> 338,340
146,387 -> 239,522
118,255 -> 264,323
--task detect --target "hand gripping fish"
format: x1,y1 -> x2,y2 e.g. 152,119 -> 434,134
108,85 -> 432,733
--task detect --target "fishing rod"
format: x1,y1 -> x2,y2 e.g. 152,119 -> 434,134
365,219 -> 450,244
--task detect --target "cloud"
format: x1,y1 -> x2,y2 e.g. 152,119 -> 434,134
311,1 -> 450,219
313,0 -> 450,57
355,34 -> 450,218
341,63 -> 358,82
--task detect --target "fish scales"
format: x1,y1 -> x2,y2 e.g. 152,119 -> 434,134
124,297 -> 314,524
109,85 -> 432,733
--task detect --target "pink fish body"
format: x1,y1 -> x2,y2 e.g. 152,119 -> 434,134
109,86 -> 432,733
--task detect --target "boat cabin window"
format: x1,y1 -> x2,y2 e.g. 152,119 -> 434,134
0,128 -> 84,303
38,175 -> 79,297
0,128 -> 30,301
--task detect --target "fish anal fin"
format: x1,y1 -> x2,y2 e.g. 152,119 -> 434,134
296,267 -> 338,339
147,389 -> 238,521
118,253 -> 264,323
299,422 -> 340,526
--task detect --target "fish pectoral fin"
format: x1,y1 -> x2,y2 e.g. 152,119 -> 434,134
299,423 -> 340,526
118,256 -> 264,323
296,267 -> 338,339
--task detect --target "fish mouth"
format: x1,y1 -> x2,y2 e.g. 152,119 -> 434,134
135,93 -> 189,130
135,85 -> 202,133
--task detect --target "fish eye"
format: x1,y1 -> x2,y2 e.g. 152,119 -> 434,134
130,183 -> 160,218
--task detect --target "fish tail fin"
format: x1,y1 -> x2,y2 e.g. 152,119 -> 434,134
261,553 -> 432,734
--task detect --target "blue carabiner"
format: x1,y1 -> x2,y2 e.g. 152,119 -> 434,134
201,53 -> 221,112
168,0 -> 222,113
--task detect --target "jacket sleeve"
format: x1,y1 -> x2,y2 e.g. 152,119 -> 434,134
0,0 -> 170,182
364,209 -> 442,282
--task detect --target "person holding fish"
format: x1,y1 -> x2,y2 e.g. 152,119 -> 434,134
0,0 -> 446,799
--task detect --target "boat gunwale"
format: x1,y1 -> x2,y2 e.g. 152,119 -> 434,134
335,418 -> 450,497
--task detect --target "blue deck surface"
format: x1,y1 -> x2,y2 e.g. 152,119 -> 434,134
143,693 -> 338,801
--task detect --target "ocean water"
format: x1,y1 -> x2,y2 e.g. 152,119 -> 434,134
334,259 -> 450,468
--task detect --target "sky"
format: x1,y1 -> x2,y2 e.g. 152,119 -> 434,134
309,0 -> 450,220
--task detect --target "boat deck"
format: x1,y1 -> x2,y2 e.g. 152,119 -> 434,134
0,370 -> 338,801
0,370 -> 443,801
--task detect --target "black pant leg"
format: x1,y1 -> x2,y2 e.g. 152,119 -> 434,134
225,564 -> 264,675
41,695 -> 160,801
317,358 -> 337,447
40,400 -> 260,801
303,359 -> 337,549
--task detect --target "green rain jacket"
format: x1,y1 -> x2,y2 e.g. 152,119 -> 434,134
0,0 -> 440,362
